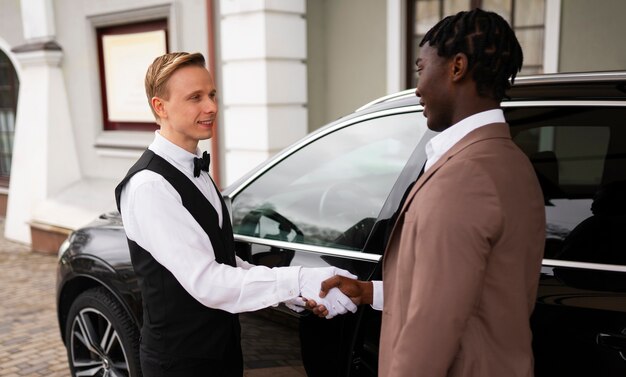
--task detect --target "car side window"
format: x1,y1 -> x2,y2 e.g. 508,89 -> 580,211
231,112 -> 428,251
509,106 -> 626,265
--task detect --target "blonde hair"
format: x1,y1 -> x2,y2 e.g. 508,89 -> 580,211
144,52 -> 206,120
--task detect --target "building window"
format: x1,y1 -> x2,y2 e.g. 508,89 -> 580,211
97,19 -> 168,131
0,50 -> 18,187
407,0 -> 546,88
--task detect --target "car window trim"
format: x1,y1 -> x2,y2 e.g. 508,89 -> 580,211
233,234 -> 382,262
502,100 -> 626,107
542,258 -> 626,273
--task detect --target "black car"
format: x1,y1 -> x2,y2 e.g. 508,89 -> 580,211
57,72 -> 626,377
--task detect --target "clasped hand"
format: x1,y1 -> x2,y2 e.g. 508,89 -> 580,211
305,275 -> 373,318
285,267 -> 358,319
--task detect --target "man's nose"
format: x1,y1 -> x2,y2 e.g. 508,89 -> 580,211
204,98 -> 217,113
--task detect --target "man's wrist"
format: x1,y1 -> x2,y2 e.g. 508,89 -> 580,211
360,281 -> 374,305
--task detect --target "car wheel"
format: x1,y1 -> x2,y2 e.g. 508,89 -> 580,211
65,287 -> 141,377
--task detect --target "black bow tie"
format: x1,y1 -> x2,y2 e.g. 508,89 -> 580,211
193,151 -> 211,177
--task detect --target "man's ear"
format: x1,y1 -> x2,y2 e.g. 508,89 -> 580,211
451,53 -> 469,82
151,97 -> 167,119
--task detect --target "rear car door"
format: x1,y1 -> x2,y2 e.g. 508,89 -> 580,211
507,104 -> 626,376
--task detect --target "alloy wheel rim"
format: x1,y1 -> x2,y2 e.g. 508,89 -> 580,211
69,308 -> 130,377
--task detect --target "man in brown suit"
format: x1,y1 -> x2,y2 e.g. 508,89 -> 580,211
309,9 -> 546,377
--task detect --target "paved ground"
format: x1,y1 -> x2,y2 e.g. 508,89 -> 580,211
0,235 -> 69,377
0,218 -> 306,376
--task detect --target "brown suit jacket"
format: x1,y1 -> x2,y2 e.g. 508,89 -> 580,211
379,123 -> 545,377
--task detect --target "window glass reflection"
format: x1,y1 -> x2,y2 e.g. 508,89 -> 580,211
232,112 -> 428,251
509,106 -> 626,265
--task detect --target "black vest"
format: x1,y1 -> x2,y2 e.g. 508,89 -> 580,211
114,149 -> 241,359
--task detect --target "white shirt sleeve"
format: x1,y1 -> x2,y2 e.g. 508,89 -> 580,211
371,280 -> 384,311
236,256 -> 255,270
120,171 -> 301,314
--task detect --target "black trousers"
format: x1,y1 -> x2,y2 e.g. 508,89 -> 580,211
140,346 -> 243,377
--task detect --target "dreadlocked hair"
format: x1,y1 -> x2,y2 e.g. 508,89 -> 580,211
420,8 -> 523,101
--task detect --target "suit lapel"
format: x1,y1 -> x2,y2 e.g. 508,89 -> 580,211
383,122 -> 511,264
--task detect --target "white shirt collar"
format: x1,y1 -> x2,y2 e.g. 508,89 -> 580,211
148,131 -> 202,175
424,109 -> 505,172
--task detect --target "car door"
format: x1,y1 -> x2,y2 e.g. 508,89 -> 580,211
508,104 -> 626,377
226,108 -> 430,376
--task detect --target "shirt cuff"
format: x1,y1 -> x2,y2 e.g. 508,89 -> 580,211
371,280 -> 383,311
275,266 -> 301,302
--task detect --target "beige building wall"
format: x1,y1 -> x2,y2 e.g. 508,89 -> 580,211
307,0 -> 387,132
0,0 -> 25,48
559,0 -> 626,72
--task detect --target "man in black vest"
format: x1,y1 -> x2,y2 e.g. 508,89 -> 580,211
115,52 -> 357,377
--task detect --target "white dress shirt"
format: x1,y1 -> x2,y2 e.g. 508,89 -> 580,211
120,132 -> 301,313
371,109 -> 506,310
424,109 -> 505,172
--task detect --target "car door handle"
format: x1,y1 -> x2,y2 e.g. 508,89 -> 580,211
596,332 -> 626,351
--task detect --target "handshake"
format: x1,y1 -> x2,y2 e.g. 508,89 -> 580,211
285,267 -> 372,319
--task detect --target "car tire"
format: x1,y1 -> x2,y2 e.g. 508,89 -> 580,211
65,287 -> 141,377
